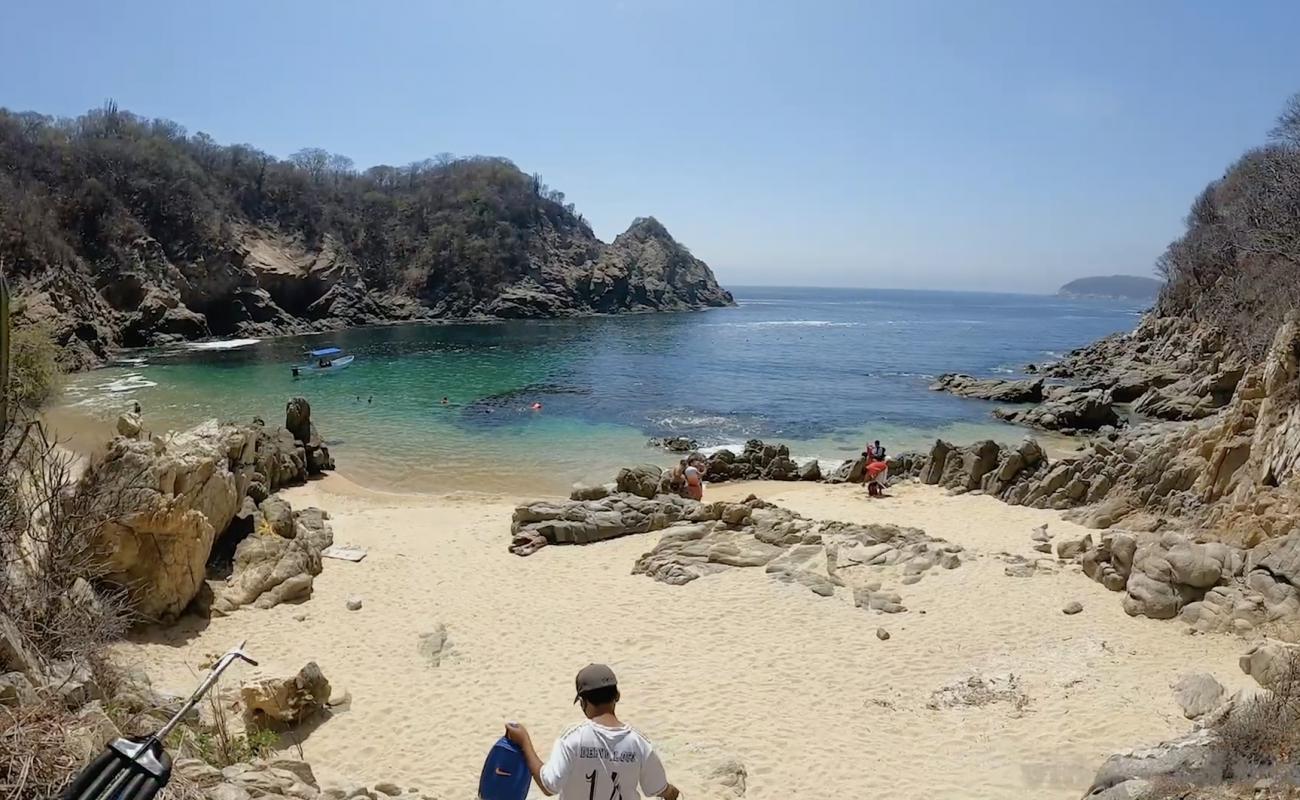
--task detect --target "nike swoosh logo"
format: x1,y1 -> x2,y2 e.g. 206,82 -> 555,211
494,768 -> 513,777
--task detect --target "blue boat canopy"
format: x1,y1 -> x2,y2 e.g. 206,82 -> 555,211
308,347 -> 342,357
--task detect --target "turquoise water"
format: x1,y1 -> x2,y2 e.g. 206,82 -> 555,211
56,287 -> 1142,493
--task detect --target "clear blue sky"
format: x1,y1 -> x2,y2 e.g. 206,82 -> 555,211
2,0 -> 1299,292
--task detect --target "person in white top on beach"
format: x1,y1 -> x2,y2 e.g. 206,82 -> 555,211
505,664 -> 682,799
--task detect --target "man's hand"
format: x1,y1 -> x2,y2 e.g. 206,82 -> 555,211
504,721 -> 553,796
504,721 -> 531,747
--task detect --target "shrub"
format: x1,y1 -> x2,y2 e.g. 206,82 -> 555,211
0,422 -> 139,670
1212,650 -> 1300,778
7,322 -> 63,411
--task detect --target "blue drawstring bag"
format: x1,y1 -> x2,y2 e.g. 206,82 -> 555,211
478,736 -> 530,800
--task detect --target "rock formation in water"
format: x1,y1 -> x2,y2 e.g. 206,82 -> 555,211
0,106 -> 733,368
930,373 -> 1045,403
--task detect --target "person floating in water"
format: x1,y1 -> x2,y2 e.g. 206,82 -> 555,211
531,402 -> 543,411
505,664 -> 680,800
441,396 -> 450,405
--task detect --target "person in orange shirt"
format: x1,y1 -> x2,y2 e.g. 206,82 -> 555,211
865,454 -> 889,498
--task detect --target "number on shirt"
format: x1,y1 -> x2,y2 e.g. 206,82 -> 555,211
586,770 -> 625,800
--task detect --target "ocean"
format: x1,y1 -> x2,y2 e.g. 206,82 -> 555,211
54,287 -> 1142,493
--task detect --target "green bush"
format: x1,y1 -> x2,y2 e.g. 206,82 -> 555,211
7,323 -> 63,411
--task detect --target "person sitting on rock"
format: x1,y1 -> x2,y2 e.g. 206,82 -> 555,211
867,439 -> 886,461
505,664 -> 681,800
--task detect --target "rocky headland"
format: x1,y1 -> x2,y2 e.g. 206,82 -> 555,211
0,107 -> 733,368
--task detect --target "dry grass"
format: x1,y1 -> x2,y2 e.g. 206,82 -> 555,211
1213,653 -> 1300,775
0,420 -> 145,672
926,674 -> 1031,712
0,700 -> 83,800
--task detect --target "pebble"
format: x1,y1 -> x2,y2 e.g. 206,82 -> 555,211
346,596 -> 364,611
373,783 -> 402,797
1062,601 -> 1083,615
876,627 -> 891,641
293,612 -> 308,622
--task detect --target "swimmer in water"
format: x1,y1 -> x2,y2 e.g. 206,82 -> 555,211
441,397 -> 449,405
531,402 -> 543,411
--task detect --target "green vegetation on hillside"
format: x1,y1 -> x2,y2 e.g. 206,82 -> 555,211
0,103 -> 731,363
0,102 -> 587,305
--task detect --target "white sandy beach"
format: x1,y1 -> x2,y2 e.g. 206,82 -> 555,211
121,477 -> 1249,799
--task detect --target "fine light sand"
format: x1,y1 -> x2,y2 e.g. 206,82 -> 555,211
122,477 -> 1250,799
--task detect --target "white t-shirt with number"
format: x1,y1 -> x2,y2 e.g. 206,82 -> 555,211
539,721 -> 668,799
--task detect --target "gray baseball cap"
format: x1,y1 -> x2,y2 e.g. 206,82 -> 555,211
574,663 -> 618,702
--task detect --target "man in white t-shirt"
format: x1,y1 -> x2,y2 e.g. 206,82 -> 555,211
505,664 -> 681,799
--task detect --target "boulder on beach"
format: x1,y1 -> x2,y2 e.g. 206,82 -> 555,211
510,492 -> 696,555
914,438 -> 1047,499
84,402 -> 338,623
240,662 -> 332,729
615,464 -> 668,499
194,491 -> 334,616
90,421 -> 247,621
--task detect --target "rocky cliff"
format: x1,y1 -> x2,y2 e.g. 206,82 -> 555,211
0,106 -> 733,368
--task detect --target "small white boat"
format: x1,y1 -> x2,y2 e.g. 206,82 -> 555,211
292,347 -> 355,377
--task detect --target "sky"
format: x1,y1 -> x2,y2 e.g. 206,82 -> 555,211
2,0 -> 1300,293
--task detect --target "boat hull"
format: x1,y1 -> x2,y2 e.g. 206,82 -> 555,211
292,355 -> 355,376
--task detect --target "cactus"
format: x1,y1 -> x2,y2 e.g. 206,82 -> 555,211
0,263 -> 9,433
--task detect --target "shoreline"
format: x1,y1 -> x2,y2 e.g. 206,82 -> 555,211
72,304 -> 737,372
44,401 -> 1087,498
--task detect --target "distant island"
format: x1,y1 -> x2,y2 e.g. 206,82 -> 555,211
1057,275 -> 1162,301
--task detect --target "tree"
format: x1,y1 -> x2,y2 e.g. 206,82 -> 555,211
290,147 -> 331,183
1270,92 -> 1300,148
327,153 -> 355,180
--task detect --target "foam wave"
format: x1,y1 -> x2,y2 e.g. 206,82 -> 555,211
696,441 -> 750,456
185,338 -> 260,350
865,371 -> 936,379
653,415 -> 732,429
705,320 -> 864,329
98,374 -> 158,393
